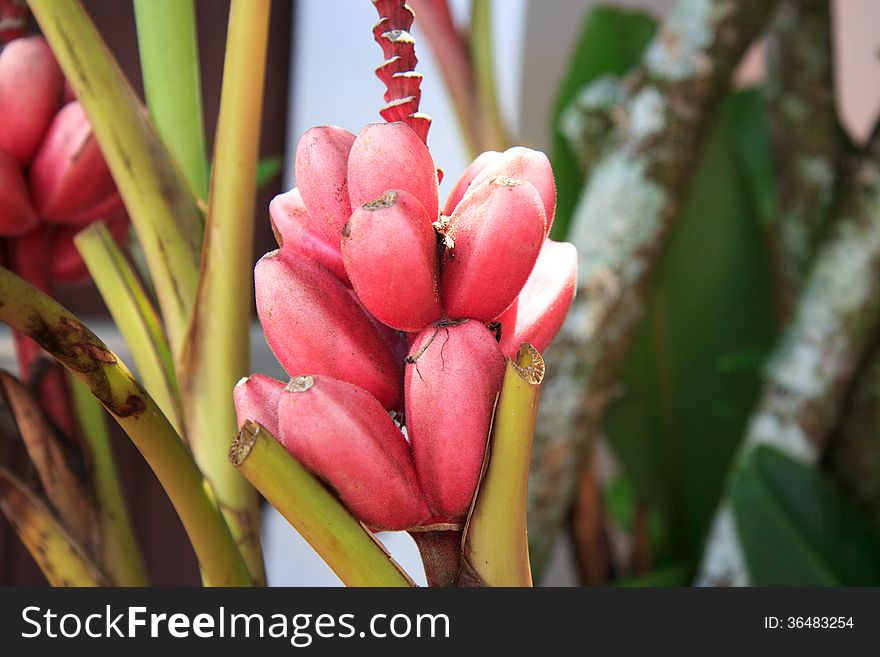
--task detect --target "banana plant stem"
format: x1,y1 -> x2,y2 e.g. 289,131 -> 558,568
409,529 -> 462,587
0,265 -> 251,587
179,0 -> 271,586
231,421 -> 414,587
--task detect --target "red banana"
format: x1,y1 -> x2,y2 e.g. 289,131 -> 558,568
495,239 -> 578,356
294,125 -> 356,247
346,122 -> 439,218
278,374 -> 430,531
269,186 -> 349,284
233,373 -> 286,436
0,147 -> 38,235
442,150 -> 500,216
255,249 -> 404,411
441,176 -> 545,322
405,320 -> 505,519
342,189 -> 442,331
0,36 -> 63,165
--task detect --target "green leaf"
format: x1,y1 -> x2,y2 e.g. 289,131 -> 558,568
732,446 -> 880,586
727,89 -> 777,227
549,6 -> 656,240
603,94 -> 778,565
256,155 -> 283,190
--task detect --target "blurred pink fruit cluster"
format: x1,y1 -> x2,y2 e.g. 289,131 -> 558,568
0,35 -> 128,286
235,121 -> 577,532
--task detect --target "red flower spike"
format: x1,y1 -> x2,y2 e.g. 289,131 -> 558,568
29,101 -> 117,225
278,375 -> 430,531
233,374 -> 286,437
342,189 -> 443,331
294,125 -> 356,248
405,321 -> 505,519
50,210 -> 130,285
268,187 -> 349,285
0,148 -> 38,236
442,150 -> 501,216
255,250 -> 403,411
371,1 -> 431,142
466,146 -> 557,236
441,176 -> 546,322
347,122 -> 439,220
495,239 -> 578,356
0,36 -> 64,165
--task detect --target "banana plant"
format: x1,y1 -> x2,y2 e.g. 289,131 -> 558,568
0,0 -> 572,587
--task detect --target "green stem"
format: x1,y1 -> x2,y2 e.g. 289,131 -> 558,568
461,344 -> 544,586
0,469 -> 108,587
27,0 -> 201,361
69,375 -> 148,586
179,0 -> 271,586
75,222 -> 181,432
0,265 -> 251,587
230,421 -> 414,587
470,0 -> 508,151
133,0 -> 209,201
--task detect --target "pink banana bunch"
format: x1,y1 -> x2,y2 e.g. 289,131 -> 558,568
238,120 -> 577,532
0,35 -> 129,286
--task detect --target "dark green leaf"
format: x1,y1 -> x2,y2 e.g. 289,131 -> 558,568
727,88 -> 777,227
549,6 -> 656,240
604,94 -> 777,565
732,445 -> 880,586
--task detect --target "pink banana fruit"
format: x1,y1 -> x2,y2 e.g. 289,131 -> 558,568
50,211 -> 130,285
29,101 -> 117,224
495,239 -> 578,356
440,176 -> 546,322
0,36 -> 63,165
405,320 -> 505,519
0,148 -> 38,235
442,150 -> 501,216
233,374 -> 286,436
341,189 -> 442,331
269,187 -> 349,284
347,122 -> 439,218
255,249 -> 404,411
294,125 -> 356,247
277,375 -> 430,531
465,146 -> 556,236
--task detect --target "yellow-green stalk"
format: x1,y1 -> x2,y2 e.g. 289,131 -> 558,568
179,0 -> 271,586
0,469 -> 108,587
0,266 -> 251,587
75,222 -> 181,432
133,0 -> 209,201
27,0 -> 202,360
461,344 -> 544,586
470,0 -> 509,151
231,422 -> 415,587
69,376 -> 148,586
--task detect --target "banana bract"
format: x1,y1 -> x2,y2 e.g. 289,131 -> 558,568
277,375 -> 430,531
342,189 -> 442,331
405,321 -> 505,520
0,36 -> 63,165
255,250 -> 403,411
496,239 -> 578,356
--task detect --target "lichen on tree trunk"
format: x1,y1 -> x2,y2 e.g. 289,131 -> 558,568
697,128 -> 880,586
527,0 -> 778,574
